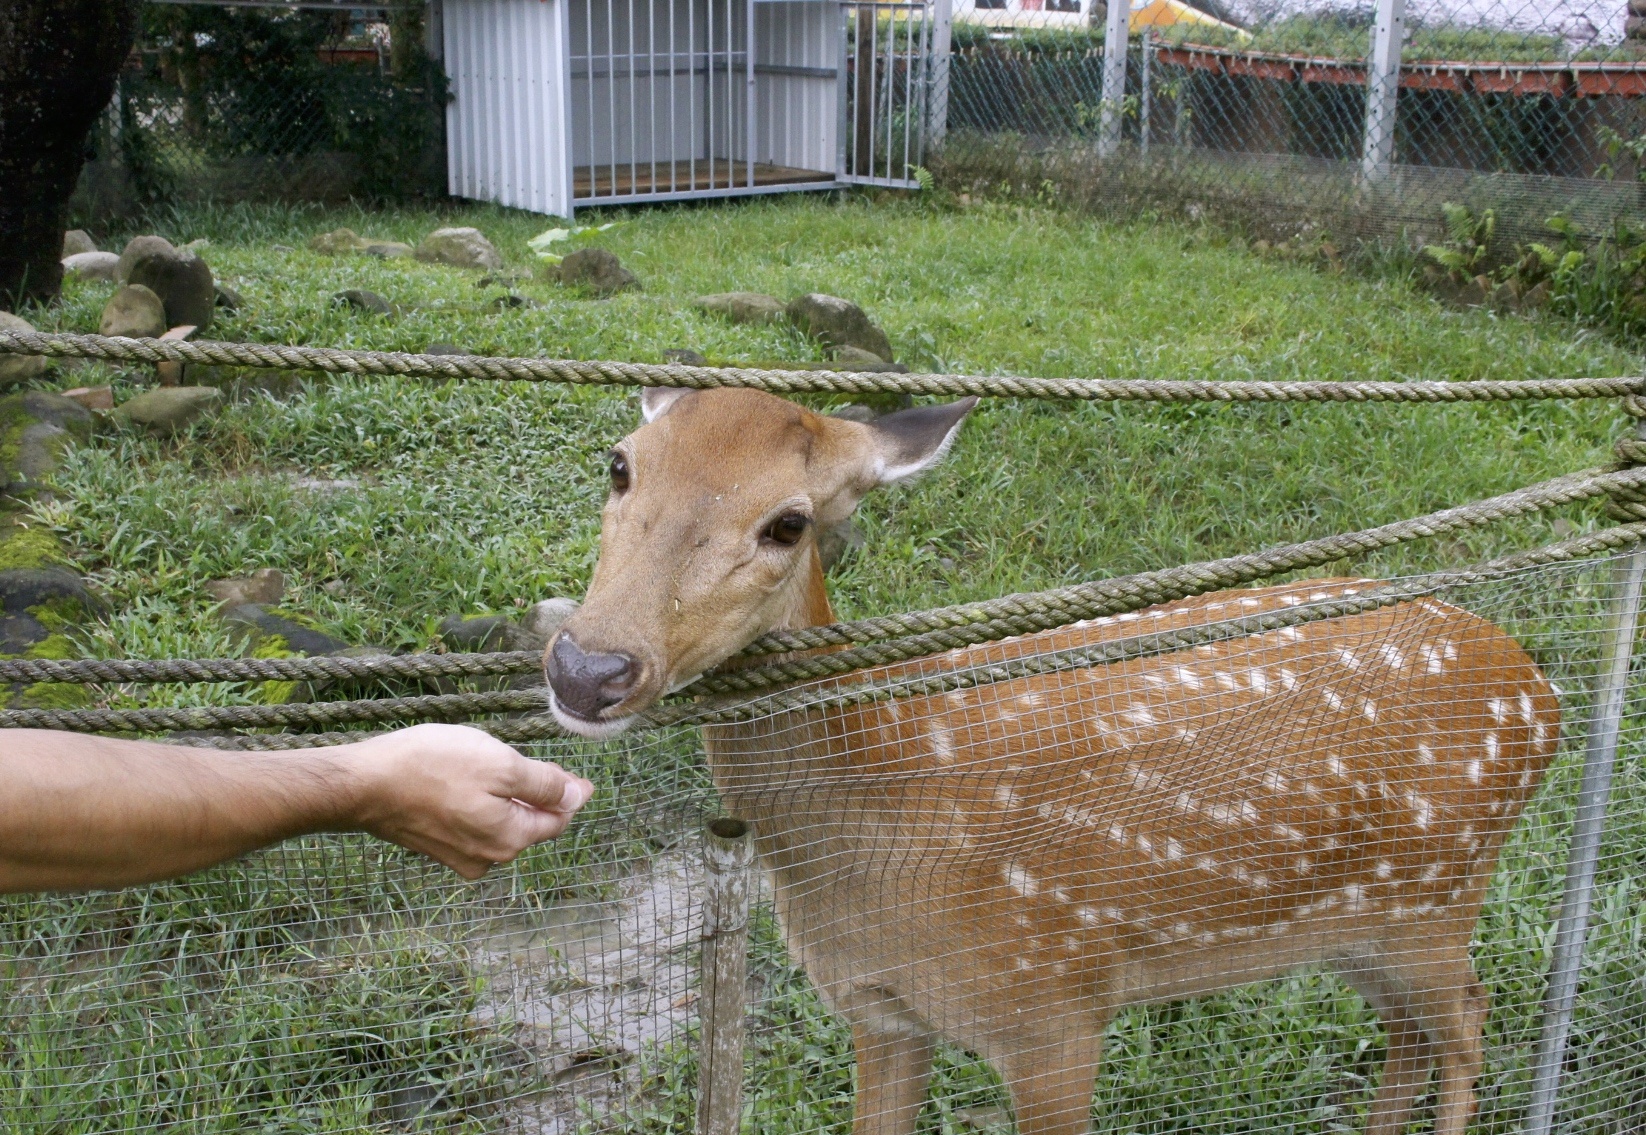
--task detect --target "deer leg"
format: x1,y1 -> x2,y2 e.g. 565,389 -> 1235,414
1403,972 -> 1488,1135
850,1021 -> 936,1135
1000,1027 -> 1105,1135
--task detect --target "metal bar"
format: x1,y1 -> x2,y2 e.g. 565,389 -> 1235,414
668,0 -> 677,193
1139,27 -> 1151,157
1524,537 -> 1646,1135
927,0 -> 949,146
1360,0 -> 1405,182
586,0 -> 598,197
1098,0 -> 1128,158
696,817 -> 755,1135
854,5 -> 874,174
689,0 -> 697,193
607,0 -> 618,195
746,0 -> 755,188
708,0 -> 717,188
836,3 -> 849,177
647,0 -> 657,197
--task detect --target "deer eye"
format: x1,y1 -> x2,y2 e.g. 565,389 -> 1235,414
609,453 -> 630,493
763,512 -> 811,546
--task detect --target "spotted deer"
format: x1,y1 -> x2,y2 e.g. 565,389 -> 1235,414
544,387 -> 1561,1135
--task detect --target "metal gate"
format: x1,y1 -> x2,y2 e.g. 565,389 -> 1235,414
838,0 -> 933,187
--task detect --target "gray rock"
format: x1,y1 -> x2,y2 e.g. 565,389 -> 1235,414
215,284 -> 244,312
221,603 -> 349,655
119,385 -> 223,434
415,227 -> 503,270
832,344 -> 908,372
0,568 -> 102,655
521,597 -> 579,643
128,248 -> 216,331
99,285 -> 168,339
439,613 -> 519,653
363,241 -> 414,259
308,228 -> 368,255
61,230 -> 97,257
490,293 -> 535,310
59,386 -> 114,412
662,348 -> 707,366
334,288 -> 392,315
116,235 -> 177,284
556,247 -> 639,295
0,313 -> 47,386
787,293 -> 895,363
0,390 -> 92,496
61,250 -> 120,282
694,291 -> 786,325
204,568 -> 285,608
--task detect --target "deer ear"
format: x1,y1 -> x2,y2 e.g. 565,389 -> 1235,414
640,387 -> 692,423
866,397 -> 979,483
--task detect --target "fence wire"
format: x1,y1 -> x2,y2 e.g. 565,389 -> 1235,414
5,552 -> 1646,1135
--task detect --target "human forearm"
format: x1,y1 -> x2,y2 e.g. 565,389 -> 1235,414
0,724 -> 593,893
0,731 -> 367,892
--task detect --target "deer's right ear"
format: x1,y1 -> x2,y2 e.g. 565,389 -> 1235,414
640,387 -> 692,423
866,397 -> 979,484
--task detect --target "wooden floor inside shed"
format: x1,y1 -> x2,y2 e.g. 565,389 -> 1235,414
573,160 -> 834,198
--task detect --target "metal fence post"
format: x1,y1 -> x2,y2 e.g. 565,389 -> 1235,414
928,0 -> 952,147
1359,0 -> 1405,183
1523,527 -> 1646,1135
1139,27 -> 1152,158
697,818 -> 755,1135
1098,0 -> 1129,159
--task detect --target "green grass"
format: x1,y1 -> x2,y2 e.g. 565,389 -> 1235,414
4,192 -> 1646,1131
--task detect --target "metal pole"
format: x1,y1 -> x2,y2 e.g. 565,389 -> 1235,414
927,0 -> 950,147
1523,523 -> 1646,1135
1098,0 -> 1128,159
1139,26 -> 1151,158
696,817 -> 754,1135
1359,0 -> 1404,183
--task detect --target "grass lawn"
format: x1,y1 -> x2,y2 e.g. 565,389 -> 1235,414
3,192 -> 1645,1133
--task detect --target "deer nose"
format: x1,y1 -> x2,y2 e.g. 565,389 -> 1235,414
546,634 -> 639,720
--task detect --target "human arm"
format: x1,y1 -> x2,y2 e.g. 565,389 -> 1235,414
0,723 -> 593,892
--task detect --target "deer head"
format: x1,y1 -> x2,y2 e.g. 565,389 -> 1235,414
545,387 -> 977,737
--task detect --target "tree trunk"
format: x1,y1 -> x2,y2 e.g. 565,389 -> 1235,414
0,0 -> 141,309
389,1 -> 426,80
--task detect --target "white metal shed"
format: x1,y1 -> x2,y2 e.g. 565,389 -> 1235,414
440,0 -> 947,216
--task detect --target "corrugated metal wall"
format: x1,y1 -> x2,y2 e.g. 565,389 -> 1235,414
445,0 -> 574,216
755,1 -> 838,173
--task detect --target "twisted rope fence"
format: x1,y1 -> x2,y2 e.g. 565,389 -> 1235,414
1,331 -> 1642,750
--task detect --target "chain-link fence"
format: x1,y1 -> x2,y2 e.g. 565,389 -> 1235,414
74,1 -> 447,216
937,0 -> 1646,250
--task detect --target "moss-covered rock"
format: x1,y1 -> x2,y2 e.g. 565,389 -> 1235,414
0,520 -> 67,571
0,391 -> 93,500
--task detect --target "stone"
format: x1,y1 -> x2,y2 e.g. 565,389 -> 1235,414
694,291 -> 786,325
59,386 -> 114,412
61,250 -> 120,282
662,348 -> 706,366
520,597 -> 579,643
475,271 -> 528,288
415,227 -> 503,270
334,288 -> 392,315
205,568 -> 285,608
425,342 -> 466,356
99,284 -> 168,338
1520,280 -> 1552,310
61,230 -> 97,257
119,385 -> 223,434
364,241 -> 414,259
221,603 -> 350,655
215,284 -> 244,312
0,390 -> 92,497
555,247 -> 639,295
0,313 -> 47,386
490,293 -> 535,310
0,567 -> 101,657
308,228 -> 369,255
832,344 -> 908,371
116,235 -> 177,283
128,247 -> 216,331
786,293 -> 895,362
439,613 -> 519,653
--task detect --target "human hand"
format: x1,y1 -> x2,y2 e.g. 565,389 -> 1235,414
346,723 -> 594,879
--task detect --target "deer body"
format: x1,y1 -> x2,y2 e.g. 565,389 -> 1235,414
544,388 -> 1560,1135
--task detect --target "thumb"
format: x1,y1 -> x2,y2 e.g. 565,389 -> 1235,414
506,757 -> 591,814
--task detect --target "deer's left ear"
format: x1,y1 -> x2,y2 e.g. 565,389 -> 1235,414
865,397 -> 979,484
640,387 -> 693,423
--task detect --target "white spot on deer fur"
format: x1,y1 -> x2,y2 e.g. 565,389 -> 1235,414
1074,905 -> 1102,927
928,727 -> 955,765
1520,769 -> 1535,786
1467,759 -> 1483,784
1118,612 -> 1140,622
1421,645 -> 1444,674
1136,833 -> 1155,856
1262,770 -> 1288,793
1417,742 -> 1436,764
1379,644 -> 1407,671
1016,957 -> 1034,971
1278,627 -> 1302,642
1174,666 -> 1204,690
1442,641 -> 1458,660
1487,698 -> 1507,725
1249,669 -> 1270,693
1343,883 -> 1366,911
1143,673 -> 1167,688
1519,692 -> 1536,724
1336,649 -> 1363,671
1485,733 -> 1500,762
1533,722 -> 1552,749
1123,705 -> 1158,726
1407,793 -> 1433,830
1326,753 -> 1348,778
1164,837 -> 1185,860
1361,699 -> 1379,723
1273,823 -> 1306,842
1278,667 -> 1299,691
945,691 -> 969,709
1004,863 -> 1040,898
1241,598 -> 1261,608
1215,671 -> 1237,691
1310,591 -> 1332,601
1018,692 -> 1046,710
1296,855 -> 1315,874
1323,688 -> 1345,712
1421,863 -> 1442,883
1108,824 -> 1128,845
995,786 -> 1024,809
1283,595 -> 1303,606
1375,860 -> 1394,880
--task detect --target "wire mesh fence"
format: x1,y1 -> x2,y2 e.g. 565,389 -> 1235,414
938,0 -> 1646,248
5,549 -> 1646,1134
